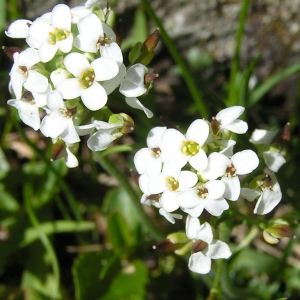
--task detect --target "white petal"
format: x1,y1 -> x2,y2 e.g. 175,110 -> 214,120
60,120 -> 80,144
216,106 -> 245,127
202,152 -> 229,180
177,189 -> 200,208
100,42 -> 123,66
162,129 -> 185,151
64,53 -> 90,77
158,208 -> 178,224
38,42 -> 58,63
160,190 -> 179,212
92,57 -> 119,81
185,215 -> 201,240
29,21 -> 51,43
125,63 -> 148,85
81,82 -> 107,111
250,129 -> 276,144
40,112 -> 69,138
147,126 -> 167,148
263,151 -> 286,172
87,132 -> 116,151
206,240 -> 232,259
168,151 -> 189,170
222,176 -> 240,201
77,13 -> 103,36
231,150 -> 259,175
5,19 -> 32,38
224,119 -> 248,134
254,188 -> 282,215
188,252 -> 211,274
74,34 -> 98,52
148,173 -> 168,194
186,119 -> 209,145
240,188 -> 261,202
178,171 -> 198,191
25,70 -> 48,94
102,23 -> 116,42
18,48 -> 40,68
125,97 -> 153,118
50,68 -> 70,88
47,90 -> 66,110
57,78 -> 82,99
65,146 -> 79,168
75,124 -> 96,136
181,204 -> 204,218
119,79 -> 147,97
102,63 -> 126,95
197,222 -> 213,244
52,4 -> 71,30
189,149 -> 208,171
57,34 -> 73,53
204,197 -> 229,216
217,139 -> 236,157
32,84 -> 52,107
205,180 -> 226,199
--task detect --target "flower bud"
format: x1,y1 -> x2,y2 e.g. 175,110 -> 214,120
2,46 -> 22,60
263,218 -> 294,244
119,113 -> 134,134
143,29 -> 160,53
51,140 -> 66,161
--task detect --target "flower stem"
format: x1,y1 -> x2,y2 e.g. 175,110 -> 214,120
95,152 -> 163,240
141,0 -> 209,119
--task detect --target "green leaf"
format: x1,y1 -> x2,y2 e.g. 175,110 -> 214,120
0,183 -> 20,212
0,146 -> 10,180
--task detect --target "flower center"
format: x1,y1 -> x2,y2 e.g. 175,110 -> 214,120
181,141 -> 200,156
151,147 -> 161,158
166,176 -> 179,191
18,65 -> 28,76
78,68 -> 95,89
97,36 -> 113,50
197,186 -> 208,199
60,108 -> 75,118
48,27 -> 70,44
192,240 -> 208,253
225,164 -> 236,177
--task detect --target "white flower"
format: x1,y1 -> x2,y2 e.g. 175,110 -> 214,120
140,166 -> 198,213
74,13 -> 123,66
201,150 -> 259,201
56,53 -> 119,111
250,129 -> 276,144
5,19 -> 32,38
177,180 -> 229,217
162,119 -> 209,171
28,4 -> 73,62
119,64 -> 148,97
214,106 -> 248,134
9,48 -> 48,99
134,126 -> 167,178
65,143 -> 79,168
40,91 -> 80,144
186,217 -> 231,274
241,173 -> 282,215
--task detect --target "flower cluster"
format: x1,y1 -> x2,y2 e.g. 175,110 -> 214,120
134,106 -> 288,274
5,0 -> 158,167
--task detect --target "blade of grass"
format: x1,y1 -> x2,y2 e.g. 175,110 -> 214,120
141,0 -> 209,119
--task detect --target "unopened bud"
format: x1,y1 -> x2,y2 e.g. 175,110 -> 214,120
153,239 -> 176,253
281,122 -> 290,141
145,73 -> 159,84
2,46 -> 22,60
51,141 -> 66,161
119,113 -> 134,134
211,117 -> 220,135
143,29 -> 160,52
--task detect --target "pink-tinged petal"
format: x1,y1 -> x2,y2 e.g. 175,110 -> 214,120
186,119 -> 209,145
5,19 -> 32,38
185,216 -> 201,240
40,111 -> 69,138
64,53 -> 90,77
38,42 -> 58,62
92,57 -> 119,81
177,189 -> 199,208
254,188 -> 282,215
240,188 -> 261,202
168,151 -> 189,170
87,132 -> 116,151
224,119 -> 248,134
206,240 -> 231,259
57,78 -> 82,99
52,4 -> 71,30
263,151 -> 286,172
100,42 -> 123,66
250,129 -> 275,144
77,13 -> 103,36
222,176 -> 240,201
25,70 -> 48,94
162,128 -> 185,150
197,222 -> 213,244
204,198 -> 229,216
189,149 -> 208,171
125,97 -> 153,118
7,99 -> 40,130
160,190 -> 179,212
202,152 -> 229,180
74,34 -> 98,52
57,34 -> 73,53
216,106 -> 244,127
60,120 -> 80,144
102,63 -> 126,95
119,80 -> 147,97
181,204 -> 205,218
65,146 -> 78,168
188,252 -> 211,274
231,150 -> 259,175
46,90 -> 65,110
205,180 -> 226,199
81,82 -> 107,111
178,171 -> 198,191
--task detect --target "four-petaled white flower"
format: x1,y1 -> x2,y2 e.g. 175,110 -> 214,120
28,4 -> 73,62
214,106 -> 248,134
56,52 -> 119,111
40,90 -> 80,144
162,119 -> 209,171
186,216 -> 232,274
201,150 -> 259,200
177,180 -> 229,217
